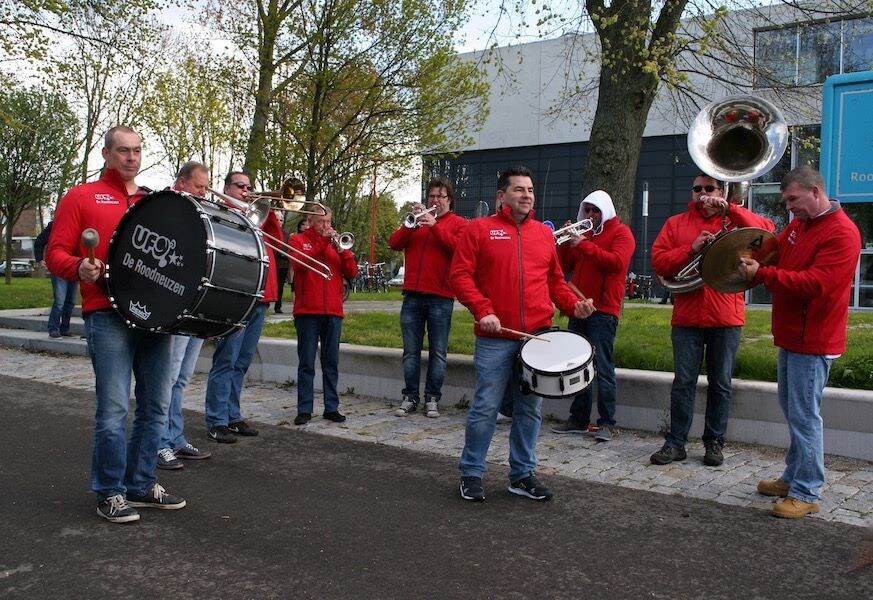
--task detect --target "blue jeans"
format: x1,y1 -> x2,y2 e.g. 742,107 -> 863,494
294,315 -> 342,414
777,349 -> 832,503
400,293 -> 454,400
48,275 -> 77,334
459,336 -> 542,482
204,303 -> 267,427
666,326 -> 741,448
161,335 -> 204,450
567,312 -> 618,428
84,310 -> 173,500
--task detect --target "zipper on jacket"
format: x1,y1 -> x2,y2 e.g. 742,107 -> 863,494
516,223 -> 525,331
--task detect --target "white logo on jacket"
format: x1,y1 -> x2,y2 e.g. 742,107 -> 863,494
95,194 -> 117,204
489,229 -> 510,240
302,242 -> 313,251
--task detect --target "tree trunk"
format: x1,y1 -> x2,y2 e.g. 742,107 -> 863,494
244,20 -> 279,183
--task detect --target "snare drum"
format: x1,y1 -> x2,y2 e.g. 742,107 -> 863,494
519,330 -> 595,399
106,190 -> 267,338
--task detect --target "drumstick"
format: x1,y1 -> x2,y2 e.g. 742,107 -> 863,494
81,229 -> 99,265
567,281 -> 587,301
475,322 -> 550,342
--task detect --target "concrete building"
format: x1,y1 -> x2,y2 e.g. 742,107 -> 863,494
426,4 -> 873,307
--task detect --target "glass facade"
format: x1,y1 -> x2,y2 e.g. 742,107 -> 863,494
755,16 -> 873,87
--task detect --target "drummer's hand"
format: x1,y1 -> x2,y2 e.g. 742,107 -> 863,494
739,257 -> 759,283
478,314 -> 501,334
691,230 -> 714,254
78,258 -> 103,284
573,298 -> 595,319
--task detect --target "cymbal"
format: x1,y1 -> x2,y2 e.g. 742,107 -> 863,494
700,227 -> 778,293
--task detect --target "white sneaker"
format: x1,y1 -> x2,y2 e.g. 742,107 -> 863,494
395,398 -> 417,417
425,400 -> 440,418
496,412 -> 513,424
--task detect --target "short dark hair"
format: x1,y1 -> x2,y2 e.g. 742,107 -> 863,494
781,166 -> 825,193
104,125 -> 139,150
426,176 -> 455,210
498,166 -> 534,192
176,161 -> 208,181
224,170 -> 252,186
286,177 -> 305,194
694,173 -> 723,188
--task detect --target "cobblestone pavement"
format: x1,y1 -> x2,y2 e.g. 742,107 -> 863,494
3,346 -> 871,527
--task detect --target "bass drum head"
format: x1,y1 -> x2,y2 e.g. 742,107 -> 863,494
107,191 -> 208,332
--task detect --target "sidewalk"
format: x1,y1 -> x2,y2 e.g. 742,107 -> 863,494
1,343 -> 871,527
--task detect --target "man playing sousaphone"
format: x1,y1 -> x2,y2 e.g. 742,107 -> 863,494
650,173 -> 774,468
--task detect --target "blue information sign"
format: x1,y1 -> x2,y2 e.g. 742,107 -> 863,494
821,71 -> 873,203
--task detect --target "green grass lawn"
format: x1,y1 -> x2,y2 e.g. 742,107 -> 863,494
4,276 -> 871,390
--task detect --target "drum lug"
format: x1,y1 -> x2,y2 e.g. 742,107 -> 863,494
559,376 -> 564,392
531,372 -> 537,390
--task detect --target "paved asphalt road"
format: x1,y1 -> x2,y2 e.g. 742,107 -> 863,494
2,375 -> 871,599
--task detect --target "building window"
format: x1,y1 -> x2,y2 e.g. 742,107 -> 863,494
754,16 -> 873,87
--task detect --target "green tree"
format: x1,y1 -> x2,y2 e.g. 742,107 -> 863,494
0,84 -> 79,283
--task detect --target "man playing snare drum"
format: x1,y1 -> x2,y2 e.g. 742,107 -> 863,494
450,166 -> 594,502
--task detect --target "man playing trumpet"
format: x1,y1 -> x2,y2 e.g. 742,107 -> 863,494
650,174 -> 773,468
389,176 -> 467,418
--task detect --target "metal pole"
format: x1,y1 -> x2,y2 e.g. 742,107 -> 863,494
369,162 -> 377,264
642,181 -> 649,283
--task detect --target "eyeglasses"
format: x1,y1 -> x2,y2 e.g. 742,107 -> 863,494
692,185 -> 718,193
427,194 -> 449,200
231,182 -> 254,191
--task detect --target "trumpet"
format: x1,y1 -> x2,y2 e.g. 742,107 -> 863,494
403,205 -> 438,228
333,232 -> 355,250
553,219 -> 594,245
207,188 -> 333,280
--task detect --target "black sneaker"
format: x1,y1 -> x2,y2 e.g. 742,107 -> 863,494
650,443 -> 687,465
703,441 -> 724,467
460,476 -> 485,502
97,494 -> 140,523
323,411 -> 346,423
157,447 -> 183,470
508,474 -> 553,501
294,413 -> 311,426
551,420 -> 590,434
207,425 -> 237,443
127,483 -> 186,510
227,420 -> 259,436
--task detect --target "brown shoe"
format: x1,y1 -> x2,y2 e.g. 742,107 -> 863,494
771,496 -> 820,519
757,478 -> 790,497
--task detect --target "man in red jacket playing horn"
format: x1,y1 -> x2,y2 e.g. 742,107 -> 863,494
740,166 -> 861,518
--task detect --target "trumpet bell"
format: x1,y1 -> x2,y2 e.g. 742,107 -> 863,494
336,232 -> 355,250
687,94 -> 789,184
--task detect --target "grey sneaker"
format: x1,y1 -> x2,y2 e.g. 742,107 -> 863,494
156,447 -> 183,470
551,420 -> 589,434
395,396 -> 418,417
425,400 -> 440,418
97,494 -> 140,524
650,443 -> 687,465
127,483 -> 186,510
594,425 -> 613,442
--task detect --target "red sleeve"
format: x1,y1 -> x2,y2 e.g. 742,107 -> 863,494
587,226 -> 636,273
45,188 -> 85,281
548,244 -> 580,316
429,213 -> 467,253
729,205 -> 775,232
651,216 -> 692,278
388,225 -> 413,250
340,249 -> 358,278
449,221 -> 494,321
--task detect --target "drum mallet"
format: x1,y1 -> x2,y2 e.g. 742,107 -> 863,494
81,228 -> 99,265
475,321 -> 550,342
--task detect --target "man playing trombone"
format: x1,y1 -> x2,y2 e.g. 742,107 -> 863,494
203,171 -> 284,443
289,208 -> 359,426
552,190 -> 635,442
388,176 -> 468,418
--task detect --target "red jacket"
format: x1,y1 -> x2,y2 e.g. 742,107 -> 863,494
558,217 -> 635,319
258,210 -> 284,304
754,203 -> 861,355
46,169 -> 149,314
289,227 -> 358,317
651,202 -> 774,328
388,211 -> 467,298
450,207 -> 579,339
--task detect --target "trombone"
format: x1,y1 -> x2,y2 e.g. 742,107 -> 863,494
403,205 -> 437,228
207,188 -> 333,280
553,219 -> 594,245
248,190 -> 329,217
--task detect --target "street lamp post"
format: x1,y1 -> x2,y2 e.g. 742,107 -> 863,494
642,181 -> 649,282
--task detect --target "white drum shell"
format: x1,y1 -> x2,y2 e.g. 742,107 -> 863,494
519,330 -> 596,399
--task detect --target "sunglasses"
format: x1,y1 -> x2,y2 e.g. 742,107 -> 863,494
231,182 -> 254,191
692,185 -> 718,193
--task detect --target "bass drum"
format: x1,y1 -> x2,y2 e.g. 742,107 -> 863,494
519,330 -> 596,399
106,190 -> 267,338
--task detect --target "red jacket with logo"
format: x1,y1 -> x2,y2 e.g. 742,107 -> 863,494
754,203 -> 861,355
289,227 -> 358,317
558,217 -> 635,319
651,202 -> 774,328
388,211 -> 467,298
450,207 -> 580,339
46,169 -> 149,314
